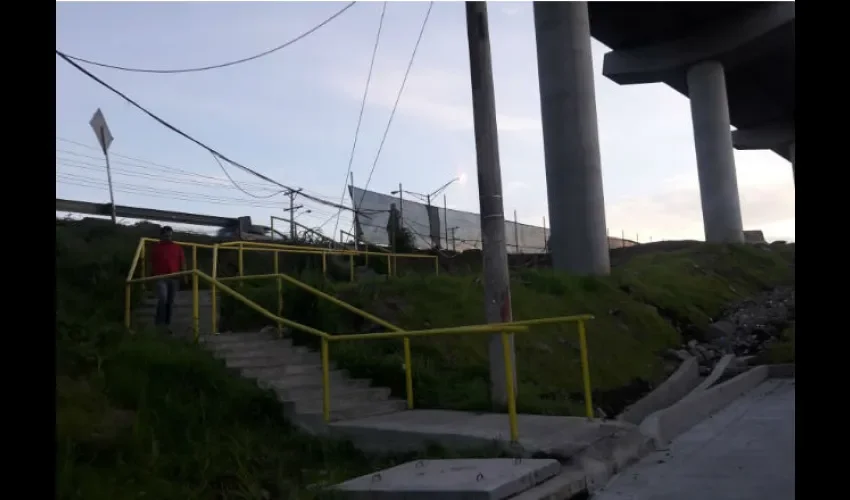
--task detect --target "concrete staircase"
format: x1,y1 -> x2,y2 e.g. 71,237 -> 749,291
200,331 -> 407,434
132,287 -> 406,434
133,289 -> 217,338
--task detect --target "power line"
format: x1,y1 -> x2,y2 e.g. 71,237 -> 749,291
55,166 -> 340,219
59,2 -> 358,74
55,142 -> 337,199
322,1 -> 434,236
55,52 -> 357,215
356,1 -> 433,210
331,1 -> 388,241
210,152 -> 289,199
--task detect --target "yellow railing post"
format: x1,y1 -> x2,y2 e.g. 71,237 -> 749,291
349,254 -> 355,282
238,242 -> 244,287
140,243 -> 146,291
124,284 -> 131,329
211,245 -> 219,334
387,254 -> 392,277
403,338 -> 414,409
577,319 -> 594,420
501,332 -> 520,442
192,246 -> 200,342
274,252 -> 283,337
434,256 -> 439,276
321,338 -> 331,422
321,252 -> 327,278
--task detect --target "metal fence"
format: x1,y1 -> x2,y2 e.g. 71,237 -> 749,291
349,186 -> 639,253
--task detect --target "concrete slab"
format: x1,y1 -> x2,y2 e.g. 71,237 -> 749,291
593,379 -> 795,500
332,458 -> 561,500
329,409 -> 646,460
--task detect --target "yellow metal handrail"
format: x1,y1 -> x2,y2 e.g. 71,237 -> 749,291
123,237 -> 596,442
202,269 -> 598,440
218,240 -> 440,279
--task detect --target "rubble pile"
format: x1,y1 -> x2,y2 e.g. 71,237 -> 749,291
666,287 -> 795,374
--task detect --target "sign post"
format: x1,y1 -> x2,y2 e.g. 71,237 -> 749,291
89,108 -> 116,224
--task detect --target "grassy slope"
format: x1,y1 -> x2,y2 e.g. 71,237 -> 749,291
57,220 -> 794,498
224,244 -> 795,416
56,222 -> 500,500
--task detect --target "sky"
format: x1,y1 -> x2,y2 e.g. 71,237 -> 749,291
55,0 -> 795,243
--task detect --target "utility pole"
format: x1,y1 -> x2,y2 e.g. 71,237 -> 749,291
283,189 -> 303,241
350,172 -> 358,250
426,193 -> 434,249
543,216 -> 548,252
444,194 -> 449,249
398,182 -> 404,227
289,191 -> 297,240
465,1 -> 516,408
513,210 -> 520,253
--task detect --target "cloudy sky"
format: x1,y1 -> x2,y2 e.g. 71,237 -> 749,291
55,1 -> 795,243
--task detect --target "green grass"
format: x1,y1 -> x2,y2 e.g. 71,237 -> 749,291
223,243 -> 794,416
57,220 -> 794,498
56,221 -> 502,500
760,322 -> 796,364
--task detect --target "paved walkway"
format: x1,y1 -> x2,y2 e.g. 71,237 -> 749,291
593,378 -> 795,500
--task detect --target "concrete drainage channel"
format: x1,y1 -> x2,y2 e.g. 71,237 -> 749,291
326,358 -> 794,500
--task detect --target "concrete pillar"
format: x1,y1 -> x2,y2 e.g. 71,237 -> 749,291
789,141 -> 795,183
687,61 -> 745,243
533,1 -> 611,275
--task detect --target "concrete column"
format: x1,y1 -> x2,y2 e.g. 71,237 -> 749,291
533,1 -> 610,275
789,141 -> 795,183
687,61 -> 745,243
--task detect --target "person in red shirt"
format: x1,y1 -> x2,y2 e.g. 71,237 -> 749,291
149,226 -> 187,328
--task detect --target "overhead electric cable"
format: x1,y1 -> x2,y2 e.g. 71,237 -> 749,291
330,1 -> 388,241
355,1 -> 433,212
56,141 -> 337,199
320,1 -> 433,236
210,152 -> 289,199
55,50 -> 358,214
60,2 -> 357,74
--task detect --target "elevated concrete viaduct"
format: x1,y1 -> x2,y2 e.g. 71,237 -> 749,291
532,2 -> 794,275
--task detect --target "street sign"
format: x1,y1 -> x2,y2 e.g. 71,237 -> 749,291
89,108 -> 113,154
88,108 -> 117,223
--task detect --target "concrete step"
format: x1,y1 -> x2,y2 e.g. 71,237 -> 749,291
276,378 -> 372,400
211,345 -> 306,362
257,369 -> 354,391
208,339 -> 301,355
241,362 -> 330,380
223,351 -> 319,367
225,353 -> 322,370
199,332 -> 279,345
138,297 -> 212,309
276,382 -> 384,404
297,398 -> 407,422
141,291 -> 213,307
284,387 -> 392,414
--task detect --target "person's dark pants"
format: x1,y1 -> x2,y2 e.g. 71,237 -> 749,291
154,279 -> 179,327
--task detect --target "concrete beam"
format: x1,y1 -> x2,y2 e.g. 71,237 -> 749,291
732,123 -> 794,150
602,3 -> 795,85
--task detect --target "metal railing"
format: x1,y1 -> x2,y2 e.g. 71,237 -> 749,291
217,240 -> 439,280
123,238 -> 597,442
